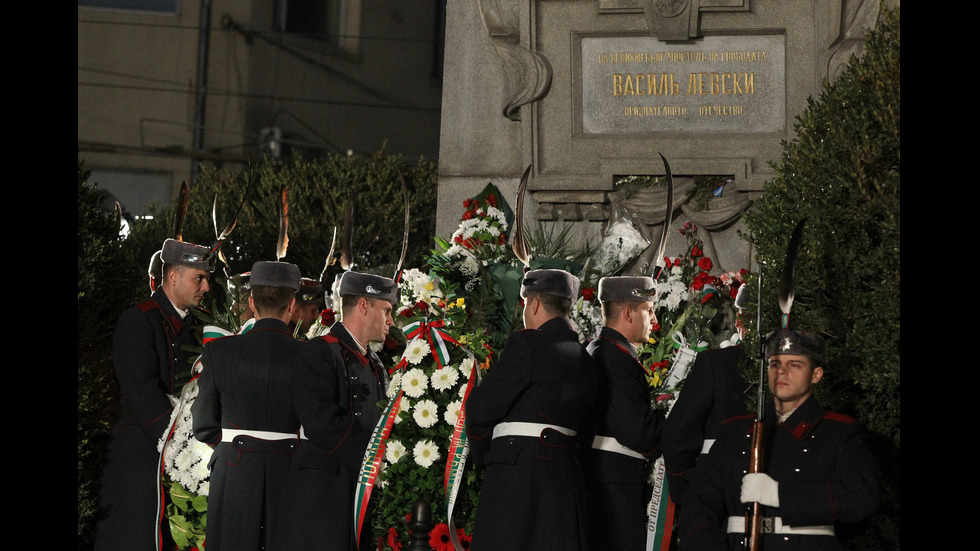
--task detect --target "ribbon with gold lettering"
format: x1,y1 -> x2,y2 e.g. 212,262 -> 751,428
354,377 -> 405,549
444,351 -> 479,551
403,318 -> 459,369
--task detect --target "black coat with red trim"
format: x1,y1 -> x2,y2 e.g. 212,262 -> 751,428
580,326 -> 663,551
96,288 -> 203,551
663,345 -> 749,507
677,394 -> 879,551
465,316 -> 602,551
191,317 -> 304,551
273,321 -> 388,551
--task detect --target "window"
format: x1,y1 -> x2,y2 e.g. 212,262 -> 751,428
78,0 -> 178,14
275,0 -> 361,55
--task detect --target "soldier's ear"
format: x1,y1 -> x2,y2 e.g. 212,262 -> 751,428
811,366 -> 824,384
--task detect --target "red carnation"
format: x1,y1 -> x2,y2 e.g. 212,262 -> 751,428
400,308 -> 415,317
697,256 -> 713,271
415,300 -> 429,312
691,244 -> 703,257
582,287 -> 596,301
319,308 -> 336,326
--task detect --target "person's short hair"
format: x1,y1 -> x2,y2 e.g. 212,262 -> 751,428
251,285 -> 296,317
525,291 -> 572,318
341,293 -> 389,318
600,300 -> 640,322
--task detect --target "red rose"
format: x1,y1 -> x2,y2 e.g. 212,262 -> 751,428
651,323 -> 661,332
692,272 -> 709,290
698,256 -> 713,271
691,244 -> 703,257
582,287 -> 596,301
415,300 -> 429,312
400,308 -> 414,317
319,308 -> 336,326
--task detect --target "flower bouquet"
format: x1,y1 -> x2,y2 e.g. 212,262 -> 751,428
367,270 -> 490,550
637,221 -> 747,411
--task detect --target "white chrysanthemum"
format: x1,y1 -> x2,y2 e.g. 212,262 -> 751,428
413,439 -> 441,468
485,205 -> 507,226
395,396 -> 411,424
458,357 -> 475,378
444,400 -> 463,427
431,366 -> 459,391
413,399 -> 439,428
401,368 -> 429,398
387,372 -> 403,398
403,339 -> 431,365
385,440 -> 407,464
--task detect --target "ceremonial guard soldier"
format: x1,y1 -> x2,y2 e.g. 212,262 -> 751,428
192,260 -> 305,550
676,328 -> 879,550
582,276 -> 664,551
289,277 -> 325,337
663,284 -> 751,508
96,238 -> 214,551
465,269 -> 601,551
274,271 -> 397,551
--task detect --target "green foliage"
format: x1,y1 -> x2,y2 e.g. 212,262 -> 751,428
78,160 -> 144,548
742,7 -> 900,549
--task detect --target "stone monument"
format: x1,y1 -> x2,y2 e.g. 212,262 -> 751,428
436,0 -> 892,275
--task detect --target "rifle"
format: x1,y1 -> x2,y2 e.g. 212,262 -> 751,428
746,219 -> 805,550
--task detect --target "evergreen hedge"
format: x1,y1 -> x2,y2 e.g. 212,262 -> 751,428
742,7 -> 900,549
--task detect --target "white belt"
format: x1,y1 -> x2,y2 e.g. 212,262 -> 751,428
492,422 -> 576,439
221,429 -> 299,443
727,516 -> 835,536
591,435 -> 645,460
701,439 -> 716,454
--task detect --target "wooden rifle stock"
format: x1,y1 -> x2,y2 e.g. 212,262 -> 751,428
746,418 -> 765,550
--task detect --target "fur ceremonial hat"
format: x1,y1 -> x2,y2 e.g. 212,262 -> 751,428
249,261 -> 302,291
597,276 -> 655,303
520,269 -> 580,301
338,271 -> 400,305
296,277 -> 324,305
764,328 -> 825,365
160,238 -> 216,272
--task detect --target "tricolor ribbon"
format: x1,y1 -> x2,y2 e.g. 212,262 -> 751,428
354,380 -> 405,549
403,318 -> 459,369
444,351 -> 478,551
646,457 -> 675,551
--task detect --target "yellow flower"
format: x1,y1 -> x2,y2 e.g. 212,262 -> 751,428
648,336 -> 657,345
455,297 -> 465,308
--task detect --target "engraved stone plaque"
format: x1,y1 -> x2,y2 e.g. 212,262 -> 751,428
580,34 -> 786,134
